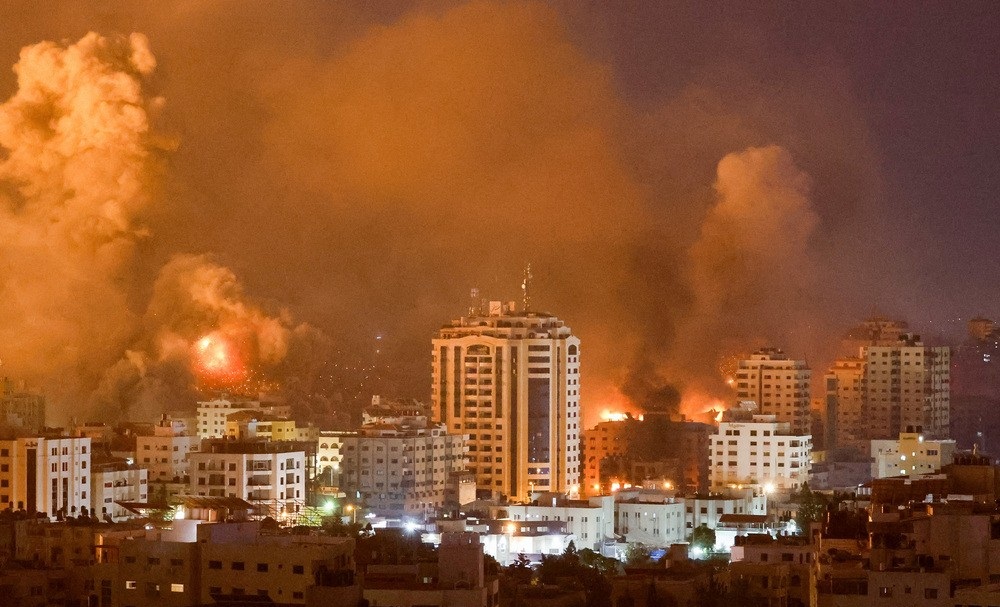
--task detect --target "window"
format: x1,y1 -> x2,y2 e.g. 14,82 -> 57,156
232,561 -> 244,570
125,581 -> 137,590
292,565 -> 304,574
879,587 -> 892,597
257,563 -> 268,572
171,583 -> 184,593
923,588 -> 937,599
208,560 -> 222,569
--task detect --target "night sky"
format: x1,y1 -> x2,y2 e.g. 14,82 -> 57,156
0,1 -> 997,422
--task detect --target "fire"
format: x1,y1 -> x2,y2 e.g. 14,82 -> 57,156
192,332 -> 247,385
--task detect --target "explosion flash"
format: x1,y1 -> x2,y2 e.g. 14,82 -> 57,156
193,333 -> 247,385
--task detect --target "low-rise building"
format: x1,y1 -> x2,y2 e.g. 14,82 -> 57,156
498,493 -> 615,552
871,429 -> 956,479
91,458 -> 147,522
188,439 -> 307,521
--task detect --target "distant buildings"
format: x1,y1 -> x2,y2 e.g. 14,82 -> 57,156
431,303 -> 581,500
196,397 -> 291,440
826,317 -> 951,451
0,377 -> 45,432
871,429 -> 956,479
709,404 -> 811,492
735,348 -> 811,436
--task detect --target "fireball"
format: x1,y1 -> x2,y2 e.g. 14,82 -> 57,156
192,332 -> 247,385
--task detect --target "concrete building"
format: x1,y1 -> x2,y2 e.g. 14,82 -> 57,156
135,416 -> 199,485
0,378 -> 45,432
188,439 -> 307,521
361,532 -> 499,607
730,534 -> 817,607
735,348 -> 811,436
614,491 -> 686,547
499,493 -> 615,552
871,430 -> 956,479
91,457 -> 147,522
339,422 -> 467,518
316,430 -> 353,486
862,333 -> 951,440
0,435 -> 91,516
431,304 -> 581,500
709,406 -> 811,492
824,356 -> 866,453
583,415 -> 711,496
196,396 -> 291,439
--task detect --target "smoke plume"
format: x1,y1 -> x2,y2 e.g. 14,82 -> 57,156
0,3 -> 888,425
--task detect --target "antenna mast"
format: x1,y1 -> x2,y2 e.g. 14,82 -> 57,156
521,263 -> 533,313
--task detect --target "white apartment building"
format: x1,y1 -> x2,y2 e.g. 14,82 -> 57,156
862,335 -> 950,439
196,397 -> 291,439
317,431 -> 354,485
499,494 -> 615,551
0,436 -> 91,516
735,348 -> 812,436
709,409 -> 811,492
614,493 -> 687,546
188,440 -> 306,521
339,423 -> 467,518
136,417 -> 200,484
432,304 -> 581,500
871,430 -> 956,478
91,459 -> 147,522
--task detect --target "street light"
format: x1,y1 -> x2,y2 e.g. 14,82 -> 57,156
345,504 -> 356,524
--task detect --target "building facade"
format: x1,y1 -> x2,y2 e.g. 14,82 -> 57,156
862,335 -> 950,440
871,430 -> 956,479
735,348 -> 812,436
188,440 -> 307,521
338,423 -> 467,517
709,408 -> 811,492
0,436 -> 91,516
431,306 -> 581,500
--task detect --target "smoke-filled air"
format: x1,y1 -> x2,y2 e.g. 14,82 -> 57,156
0,2 -> 889,424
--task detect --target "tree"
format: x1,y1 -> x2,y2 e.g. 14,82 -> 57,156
624,543 -> 651,566
690,524 -> 716,553
792,482 -> 827,532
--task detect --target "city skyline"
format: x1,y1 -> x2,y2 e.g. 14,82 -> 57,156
1,2 -> 999,426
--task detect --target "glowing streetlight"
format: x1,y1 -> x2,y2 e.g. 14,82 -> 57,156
345,504 -> 356,524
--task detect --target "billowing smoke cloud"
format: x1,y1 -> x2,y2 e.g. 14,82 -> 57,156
0,33 -> 326,422
0,3 -> 886,426
0,32 -> 165,409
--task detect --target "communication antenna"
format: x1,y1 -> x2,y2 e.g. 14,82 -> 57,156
521,263 -> 533,313
469,288 -> 480,316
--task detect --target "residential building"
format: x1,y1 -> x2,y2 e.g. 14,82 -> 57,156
188,439 -> 307,521
709,406 -> 811,492
871,429 -> 956,479
135,416 -> 199,484
196,397 -> 291,439
735,348 -> 811,436
0,378 -> 44,432
91,457 -> 147,522
498,493 -> 615,552
824,357 -> 865,453
862,333 -> 950,440
431,303 -> 581,500
338,422 -> 467,518
0,435 -> 91,516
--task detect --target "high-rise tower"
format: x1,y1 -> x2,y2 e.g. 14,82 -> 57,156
735,348 -> 811,436
431,302 -> 580,500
